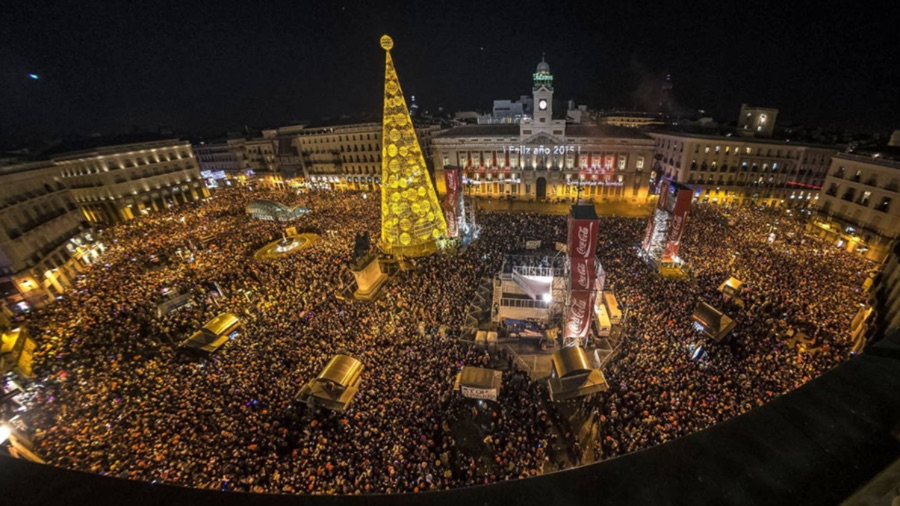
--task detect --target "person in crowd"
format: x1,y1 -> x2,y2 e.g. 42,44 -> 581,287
18,188 -> 869,494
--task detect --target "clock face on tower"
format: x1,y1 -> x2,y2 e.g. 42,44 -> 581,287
538,99 -> 548,111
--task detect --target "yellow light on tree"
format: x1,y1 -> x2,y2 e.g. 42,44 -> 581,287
378,35 -> 447,257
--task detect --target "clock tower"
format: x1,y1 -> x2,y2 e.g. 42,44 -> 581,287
532,54 -> 554,123
520,54 -> 565,139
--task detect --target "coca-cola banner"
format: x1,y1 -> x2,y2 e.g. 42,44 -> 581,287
641,214 -> 655,252
662,187 -> 693,262
657,179 -> 671,211
567,218 -> 599,259
569,257 -> 596,292
443,168 -> 462,238
565,289 -> 594,339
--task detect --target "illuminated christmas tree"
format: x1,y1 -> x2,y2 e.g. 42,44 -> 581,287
379,35 -> 447,257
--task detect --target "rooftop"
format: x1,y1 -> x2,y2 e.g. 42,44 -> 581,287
39,133 -> 181,158
434,124 -> 652,140
434,124 -> 521,138
836,150 -> 900,169
648,126 -> 840,150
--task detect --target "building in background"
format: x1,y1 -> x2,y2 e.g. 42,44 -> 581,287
0,162 -> 93,318
283,119 -> 441,192
810,150 -> 900,261
873,242 -> 900,337
433,58 -> 656,203
227,135 -> 281,188
54,139 -> 207,223
659,74 -> 673,114
649,131 -> 837,207
598,111 -> 665,128
293,121 -> 383,191
738,104 -> 779,137
193,140 -> 241,187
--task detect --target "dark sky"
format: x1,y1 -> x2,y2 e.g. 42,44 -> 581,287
2,0 -> 898,140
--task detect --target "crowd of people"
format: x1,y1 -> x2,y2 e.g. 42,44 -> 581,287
588,204 -> 871,459
14,186 -> 871,495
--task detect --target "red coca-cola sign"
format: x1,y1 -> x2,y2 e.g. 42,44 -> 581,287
567,219 -> 598,259
443,168 -> 462,238
662,187 -> 692,261
570,257 -> 595,292
565,289 -> 593,339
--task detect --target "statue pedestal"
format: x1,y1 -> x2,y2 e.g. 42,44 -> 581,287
351,254 -> 389,300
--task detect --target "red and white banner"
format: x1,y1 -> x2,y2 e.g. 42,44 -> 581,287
565,289 -> 594,339
570,257 -> 596,292
641,214 -> 656,253
443,168 -> 462,238
657,179 -> 671,211
567,218 -> 599,259
662,188 -> 692,262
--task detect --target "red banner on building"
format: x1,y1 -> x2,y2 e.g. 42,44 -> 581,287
569,257 -> 596,292
641,214 -> 656,252
657,179 -> 671,211
565,289 -> 594,339
662,187 -> 692,262
567,218 -> 599,259
443,168 -> 462,238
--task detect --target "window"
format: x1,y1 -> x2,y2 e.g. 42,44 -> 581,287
636,157 -> 644,170
878,197 -> 891,213
860,191 -> 871,206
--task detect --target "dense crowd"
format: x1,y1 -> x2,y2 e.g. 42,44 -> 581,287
589,204 -> 871,459
16,187 -> 870,495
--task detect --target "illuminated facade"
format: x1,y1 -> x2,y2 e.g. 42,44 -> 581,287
738,104 -> 778,137
649,132 -> 837,207
811,152 -> 900,261
0,162 -> 95,316
286,120 -> 441,191
378,35 -> 447,257
598,112 -> 664,128
433,58 -> 656,202
293,121 -> 383,191
55,140 -> 208,222
194,141 -> 242,187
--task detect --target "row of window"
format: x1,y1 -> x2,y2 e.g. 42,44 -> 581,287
656,139 -> 832,165
60,151 -> 191,177
832,166 -> 900,191
827,184 -> 893,212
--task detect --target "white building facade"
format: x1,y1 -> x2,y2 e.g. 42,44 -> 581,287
433,59 -> 655,203
810,152 -> 900,261
649,132 -> 837,207
54,140 -> 207,223
0,162 -> 96,316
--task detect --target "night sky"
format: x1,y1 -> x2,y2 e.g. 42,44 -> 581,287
2,0 -> 898,141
